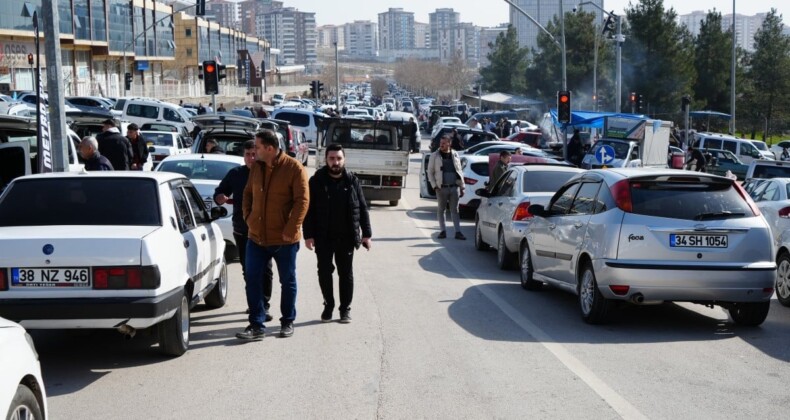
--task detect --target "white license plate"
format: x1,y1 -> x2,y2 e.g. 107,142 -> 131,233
670,234 -> 728,248
11,268 -> 91,287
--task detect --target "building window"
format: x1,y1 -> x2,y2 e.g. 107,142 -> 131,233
186,48 -> 193,57
186,28 -> 192,37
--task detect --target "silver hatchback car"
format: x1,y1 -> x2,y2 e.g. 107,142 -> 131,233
520,168 -> 776,325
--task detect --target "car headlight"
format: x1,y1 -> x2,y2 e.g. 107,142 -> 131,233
24,332 -> 39,361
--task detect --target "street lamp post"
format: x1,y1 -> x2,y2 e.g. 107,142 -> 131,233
334,42 -> 340,110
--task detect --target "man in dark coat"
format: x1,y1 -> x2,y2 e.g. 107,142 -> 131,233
79,136 -> 113,171
303,143 -> 372,324
97,119 -> 133,170
126,123 -> 149,170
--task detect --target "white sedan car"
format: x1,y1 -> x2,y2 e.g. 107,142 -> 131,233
143,131 -> 191,168
0,317 -> 47,419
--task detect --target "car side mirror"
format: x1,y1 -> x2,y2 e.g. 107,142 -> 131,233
475,188 -> 490,198
528,204 -> 547,217
210,206 -> 228,220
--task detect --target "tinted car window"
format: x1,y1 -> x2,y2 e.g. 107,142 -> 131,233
145,133 -> 177,147
277,112 -> 310,127
158,160 -> 239,181
470,162 -> 488,176
569,182 -> 602,215
163,107 -> 183,123
127,104 -> 159,119
171,186 -> 195,231
522,171 -> 578,193
0,178 -> 161,226
722,140 -> 737,154
629,179 -> 754,220
751,165 -> 790,179
185,186 -> 210,224
761,181 -> 779,202
550,182 -> 580,214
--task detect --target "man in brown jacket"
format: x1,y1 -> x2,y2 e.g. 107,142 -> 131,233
236,130 -> 309,340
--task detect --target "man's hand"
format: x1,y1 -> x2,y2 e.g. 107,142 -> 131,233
305,238 -> 315,251
460,187 -> 465,198
361,237 -> 372,251
215,194 -> 229,205
131,163 -> 139,170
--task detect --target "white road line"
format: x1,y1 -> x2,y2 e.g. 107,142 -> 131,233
403,196 -> 648,420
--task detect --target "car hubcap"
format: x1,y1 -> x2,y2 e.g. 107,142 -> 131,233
521,246 -> 531,282
498,233 -> 506,262
180,297 -> 189,344
580,270 -> 595,315
777,258 -> 790,299
10,405 -> 33,420
220,264 -> 228,299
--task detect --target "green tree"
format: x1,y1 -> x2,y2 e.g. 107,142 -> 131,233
693,11 -> 733,113
479,25 -> 529,94
622,0 -> 697,118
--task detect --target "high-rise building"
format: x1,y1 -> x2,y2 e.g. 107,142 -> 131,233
414,22 -> 430,49
378,8 -> 415,51
438,23 -> 480,66
479,24 -> 509,67
429,8 -> 460,50
679,11 -> 768,52
677,10 -> 709,37
344,21 -> 378,59
317,25 -> 345,50
256,6 -> 317,65
207,0 -> 240,30
240,0 -> 283,34
509,0 -> 602,51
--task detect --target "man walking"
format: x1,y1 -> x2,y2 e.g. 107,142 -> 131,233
97,119 -> 132,170
214,140 -> 273,321
126,123 -> 149,170
237,130 -> 309,340
79,136 -> 113,171
427,136 -> 466,240
303,144 -> 372,324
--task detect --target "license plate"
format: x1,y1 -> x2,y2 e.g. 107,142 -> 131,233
358,179 -> 373,185
670,234 -> 728,248
11,268 -> 91,287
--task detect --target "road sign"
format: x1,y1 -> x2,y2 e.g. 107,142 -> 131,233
596,145 -> 616,165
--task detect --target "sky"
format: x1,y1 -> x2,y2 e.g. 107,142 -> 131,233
277,1 -> 785,27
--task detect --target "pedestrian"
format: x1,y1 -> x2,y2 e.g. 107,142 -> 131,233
218,103 -> 227,112
97,119 -> 133,170
197,103 -> 206,115
503,119 -> 512,137
205,138 -> 225,154
237,129 -> 309,340
467,117 -> 480,130
686,144 -> 707,172
490,150 -> 511,191
567,129 -> 583,166
427,135 -> 466,240
512,120 -> 522,135
214,140 -> 273,320
206,104 -> 214,113
406,117 -> 420,153
79,136 -> 113,171
126,123 -> 149,170
303,144 -> 372,324
449,128 -> 465,151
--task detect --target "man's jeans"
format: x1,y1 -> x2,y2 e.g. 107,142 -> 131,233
246,241 -> 299,328
436,186 -> 461,233
234,233 -> 272,310
315,239 -> 355,313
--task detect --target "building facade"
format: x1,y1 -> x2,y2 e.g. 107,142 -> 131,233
509,0 -> 602,51
255,6 -> 317,66
206,0 -> 240,30
344,20 -> 378,59
239,0 -> 282,35
378,8 -> 415,51
679,11 -> 768,52
429,8 -> 459,51
479,25 -> 508,68
438,23 -> 480,66
414,22 -> 430,49
317,24 -> 345,50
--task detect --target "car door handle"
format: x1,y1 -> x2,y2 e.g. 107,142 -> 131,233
201,233 -> 207,241
183,240 -> 190,248
574,222 -> 583,229
548,223 -> 556,230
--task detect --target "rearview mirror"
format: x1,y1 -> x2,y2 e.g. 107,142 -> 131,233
528,204 -> 547,217
475,189 -> 490,198
210,206 -> 228,220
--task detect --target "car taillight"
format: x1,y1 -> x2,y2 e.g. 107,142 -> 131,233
734,182 -> 761,216
610,179 -> 632,212
779,207 -> 790,219
0,268 -> 7,291
512,201 -> 533,220
609,285 -> 630,295
464,177 -> 477,185
93,266 -> 160,289
382,176 -> 402,187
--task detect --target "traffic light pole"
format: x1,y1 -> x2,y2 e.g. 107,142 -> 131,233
211,93 -> 216,114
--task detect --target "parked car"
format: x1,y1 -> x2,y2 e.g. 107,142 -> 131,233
258,118 -> 309,166
0,172 -> 229,356
429,127 -> 499,152
692,132 -> 764,165
750,140 -> 775,160
742,177 -> 790,242
474,164 -> 584,269
191,114 -> 267,156
520,168 -> 775,325
471,145 -> 554,159
270,108 -> 328,149
769,139 -> 790,160
143,131 -> 191,168
0,317 -> 48,419
115,98 -> 195,134
745,159 -> 790,180
703,148 -> 749,179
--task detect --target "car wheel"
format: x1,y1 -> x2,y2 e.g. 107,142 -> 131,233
204,261 -> 228,309
389,200 -> 399,206
578,264 -> 613,324
497,229 -> 517,270
775,252 -> 790,307
6,385 -> 43,420
158,293 -> 190,357
474,218 -> 489,251
519,241 -> 542,291
728,301 -> 771,326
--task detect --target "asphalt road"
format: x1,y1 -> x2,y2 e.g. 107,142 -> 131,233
33,139 -> 790,419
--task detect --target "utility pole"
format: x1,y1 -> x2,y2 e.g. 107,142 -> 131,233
334,42 -> 340,110
43,0 -> 67,171
730,0 -> 736,134
578,2 -> 623,113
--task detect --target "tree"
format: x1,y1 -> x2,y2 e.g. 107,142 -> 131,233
693,11 -> 733,113
443,52 -> 477,99
371,78 -> 388,98
479,25 -> 529,94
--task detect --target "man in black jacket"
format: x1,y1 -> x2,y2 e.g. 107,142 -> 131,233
303,143 -> 372,324
97,119 -> 133,170
79,136 -> 113,171
126,123 -> 149,170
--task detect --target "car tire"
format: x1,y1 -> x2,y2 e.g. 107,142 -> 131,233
6,385 -> 43,420
158,293 -> 190,357
474,218 -> 489,251
497,229 -> 517,270
389,200 -> 399,206
578,264 -> 613,324
728,301 -> 771,326
775,252 -> 790,307
519,242 -> 542,291
204,261 -> 228,309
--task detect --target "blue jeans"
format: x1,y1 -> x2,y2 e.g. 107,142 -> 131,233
246,241 -> 299,328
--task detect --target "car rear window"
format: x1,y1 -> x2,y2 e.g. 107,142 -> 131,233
470,162 -> 488,176
522,171 -> 578,193
0,178 -> 161,226
751,164 -> 790,179
629,178 -> 754,220
276,112 -> 310,127
158,160 -> 239,181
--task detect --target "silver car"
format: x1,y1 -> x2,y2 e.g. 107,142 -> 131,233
474,164 -> 584,270
520,168 -> 776,325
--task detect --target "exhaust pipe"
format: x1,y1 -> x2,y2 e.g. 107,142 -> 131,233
630,293 -> 645,304
117,324 -> 136,339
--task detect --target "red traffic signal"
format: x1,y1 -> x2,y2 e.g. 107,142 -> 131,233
27,53 -> 33,65
557,90 -> 571,124
559,93 -> 569,103
629,92 -> 637,103
205,63 -> 216,73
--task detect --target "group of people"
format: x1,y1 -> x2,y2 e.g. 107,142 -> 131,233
80,119 -> 149,172
212,130 -> 372,341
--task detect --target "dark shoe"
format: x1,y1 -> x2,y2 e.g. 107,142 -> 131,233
339,311 -> 351,324
264,314 -> 273,322
279,322 -> 294,338
245,308 -> 250,314
235,325 -> 264,341
438,231 -> 447,239
455,232 -> 467,240
321,307 -> 333,323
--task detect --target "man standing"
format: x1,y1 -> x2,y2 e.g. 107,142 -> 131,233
237,130 -> 309,340
406,117 -> 420,153
214,140 -> 273,321
126,123 -> 149,170
97,119 -> 132,170
303,144 -> 372,324
79,136 -> 113,171
217,103 -> 227,112
687,144 -> 707,172
427,136 -> 466,240
197,103 -> 206,115
490,150 -> 511,191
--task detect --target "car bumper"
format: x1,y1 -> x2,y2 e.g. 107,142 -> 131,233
593,259 -> 776,302
0,287 -> 183,329
504,221 -> 530,252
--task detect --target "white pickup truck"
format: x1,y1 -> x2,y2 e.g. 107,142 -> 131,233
317,118 -> 411,206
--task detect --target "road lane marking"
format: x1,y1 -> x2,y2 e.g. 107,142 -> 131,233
403,197 -> 648,420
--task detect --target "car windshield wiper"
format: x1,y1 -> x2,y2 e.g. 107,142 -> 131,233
693,211 -> 746,220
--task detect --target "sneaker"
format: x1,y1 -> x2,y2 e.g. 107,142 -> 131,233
455,232 -> 467,240
279,322 -> 294,338
235,325 -> 265,341
264,314 -> 273,322
339,311 -> 351,324
321,307 -> 333,323
438,231 -> 447,239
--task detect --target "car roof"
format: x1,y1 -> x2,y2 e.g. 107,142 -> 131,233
510,164 -> 584,173
157,153 -> 245,164
596,167 -> 731,181
15,171 -> 185,183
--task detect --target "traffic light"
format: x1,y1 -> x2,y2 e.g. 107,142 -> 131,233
629,92 -> 637,104
309,80 -> 317,98
217,64 -> 227,81
557,90 -> 571,124
27,53 -> 33,66
636,95 -> 644,113
124,72 -> 132,91
602,13 -> 616,37
202,60 -> 218,95
195,0 -> 206,16
473,85 -> 480,95
317,81 -> 324,98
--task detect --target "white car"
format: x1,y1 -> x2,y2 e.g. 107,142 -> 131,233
155,154 -> 243,260
459,155 -> 492,217
742,177 -> 790,244
0,317 -> 47,419
769,139 -> 790,160
0,171 -> 228,357
143,131 -> 191,168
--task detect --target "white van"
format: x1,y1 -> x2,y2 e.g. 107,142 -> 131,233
693,132 -> 765,165
115,98 -> 195,133
270,108 -> 328,149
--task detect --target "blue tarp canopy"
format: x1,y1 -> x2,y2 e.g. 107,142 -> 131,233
689,110 -> 731,120
549,109 -> 647,128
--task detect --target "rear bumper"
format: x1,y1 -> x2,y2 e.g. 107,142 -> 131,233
594,259 -> 776,302
0,287 -> 183,329
361,186 -> 402,202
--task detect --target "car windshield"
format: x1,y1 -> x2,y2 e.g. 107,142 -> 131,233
628,177 -> 754,220
751,164 -> 790,179
751,141 -> 768,151
0,178 -> 161,226
145,133 -> 176,147
158,159 -> 239,180
330,126 -> 397,150
522,171 -> 579,193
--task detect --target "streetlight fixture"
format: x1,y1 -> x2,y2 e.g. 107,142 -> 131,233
577,2 -> 624,113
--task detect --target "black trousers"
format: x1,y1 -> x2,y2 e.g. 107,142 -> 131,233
234,232 -> 272,309
315,238 -> 355,312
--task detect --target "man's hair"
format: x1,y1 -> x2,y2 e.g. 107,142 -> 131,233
440,135 -> 451,143
243,139 -> 255,150
206,138 -> 218,145
102,119 -> 116,127
500,150 -> 512,158
255,129 -> 279,148
325,143 -> 344,157
81,136 -> 98,151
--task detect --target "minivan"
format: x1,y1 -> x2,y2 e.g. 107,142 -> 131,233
270,108 -> 328,149
692,132 -> 764,165
115,98 -> 195,133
